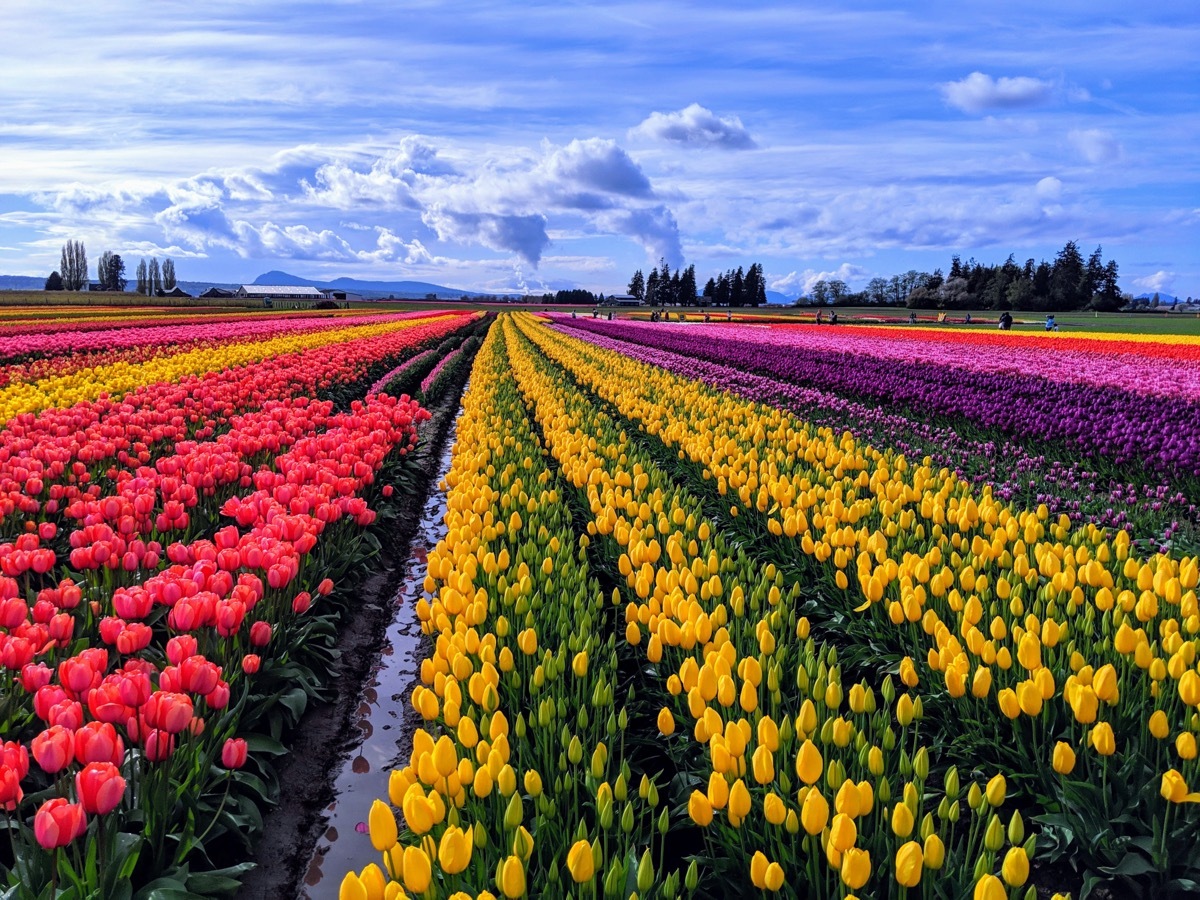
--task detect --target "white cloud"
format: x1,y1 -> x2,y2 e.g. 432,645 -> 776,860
1068,128 -> 1122,164
1132,270 -> 1175,293
631,103 -> 756,149
231,221 -> 356,261
770,263 -> 868,295
942,72 -> 1053,114
1034,176 -> 1063,200
421,207 -> 550,265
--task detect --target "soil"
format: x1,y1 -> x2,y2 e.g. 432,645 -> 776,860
235,389 -> 462,900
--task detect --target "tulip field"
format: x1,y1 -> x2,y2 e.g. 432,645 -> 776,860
340,313 -> 1200,900
0,305 -> 486,898
3,306 -> 1200,900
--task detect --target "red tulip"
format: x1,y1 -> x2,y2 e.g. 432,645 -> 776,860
141,691 -> 193,734
249,621 -> 272,647
241,654 -> 261,675
165,635 -> 198,665
142,729 -> 175,762
75,762 -> 126,815
0,765 -> 23,811
74,721 -> 124,766
205,682 -> 230,710
221,738 -> 248,769
33,798 -> 86,848
31,725 -> 74,774
292,591 -> 311,614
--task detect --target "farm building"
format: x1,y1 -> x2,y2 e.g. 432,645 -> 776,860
236,284 -> 327,309
198,287 -> 235,299
605,294 -> 644,307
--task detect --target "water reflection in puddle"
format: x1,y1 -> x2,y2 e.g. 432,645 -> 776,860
301,419 -> 458,897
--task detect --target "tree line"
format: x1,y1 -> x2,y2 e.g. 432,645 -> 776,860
628,260 -> 765,306
804,242 -> 1126,312
45,241 -> 178,294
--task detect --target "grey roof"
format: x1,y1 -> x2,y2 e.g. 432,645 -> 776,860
238,284 -> 325,296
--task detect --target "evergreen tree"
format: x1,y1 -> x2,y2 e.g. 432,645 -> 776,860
628,269 -> 645,301
731,266 -> 745,307
1050,240 -> 1085,311
680,265 -> 697,307
44,271 -> 64,291
658,260 -> 672,305
645,269 -> 660,307
702,277 -> 716,301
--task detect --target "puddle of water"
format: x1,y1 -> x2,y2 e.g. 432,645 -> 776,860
301,420 -> 457,897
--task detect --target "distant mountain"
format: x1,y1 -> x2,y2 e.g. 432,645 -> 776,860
252,270 -> 484,298
764,290 -> 793,305
1135,292 -> 1179,303
0,275 -> 47,291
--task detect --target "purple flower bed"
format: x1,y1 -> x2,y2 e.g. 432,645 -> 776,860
366,347 -> 440,397
556,318 -> 1200,482
552,320 -> 1196,544
420,347 -> 461,396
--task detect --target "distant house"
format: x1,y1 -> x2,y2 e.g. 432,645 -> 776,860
606,294 -> 644,307
198,287 -> 234,299
155,286 -> 192,298
326,290 -> 364,303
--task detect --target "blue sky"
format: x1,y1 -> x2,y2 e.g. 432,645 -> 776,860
1,1 -> 1197,298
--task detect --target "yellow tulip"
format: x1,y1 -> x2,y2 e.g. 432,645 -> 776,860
499,855 -> 525,898
894,841 -> 923,887
1002,847 -> 1030,887
752,745 -> 775,785
974,873 -> 1006,900
841,847 -> 871,889
657,707 -> 675,736
750,851 -> 769,889
923,833 -> 945,870
1178,732 -> 1198,760
1092,722 -> 1116,756
368,799 -> 398,852
795,740 -> 823,785
1052,742 -> 1076,775
764,862 -> 784,892
338,873 -> 367,900
438,825 -> 474,874
986,774 -> 1006,807
1149,710 -> 1170,739
801,789 -> 829,835
433,735 -> 458,778
729,778 -> 752,822
689,790 -> 714,826
566,839 -> 595,882
402,846 -> 432,894
891,802 -> 914,837
829,813 -> 857,852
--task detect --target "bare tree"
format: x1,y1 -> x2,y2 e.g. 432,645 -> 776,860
162,258 -> 176,291
59,240 -> 87,290
148,258 -> 162,295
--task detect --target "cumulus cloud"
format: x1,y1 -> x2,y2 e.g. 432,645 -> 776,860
541,138 -> 653,198
942,72 -> 1053,114
301,138 -> 450,209
597,206 -> 683,268
1068,128 -> 1122,164
360,228 -> 451,266
231,221 -> 356,261
422,207 -> 549,265
770,263 -> 868,296
1034,176 -> 1063,200
631,104 -> 756,150
1133,270 -> 1175,294
154,202 -> 238,250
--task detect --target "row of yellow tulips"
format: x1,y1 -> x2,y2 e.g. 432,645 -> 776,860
342,321 -> 670,899
516,314 -> 1200,889
502,314 -> 1033,899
